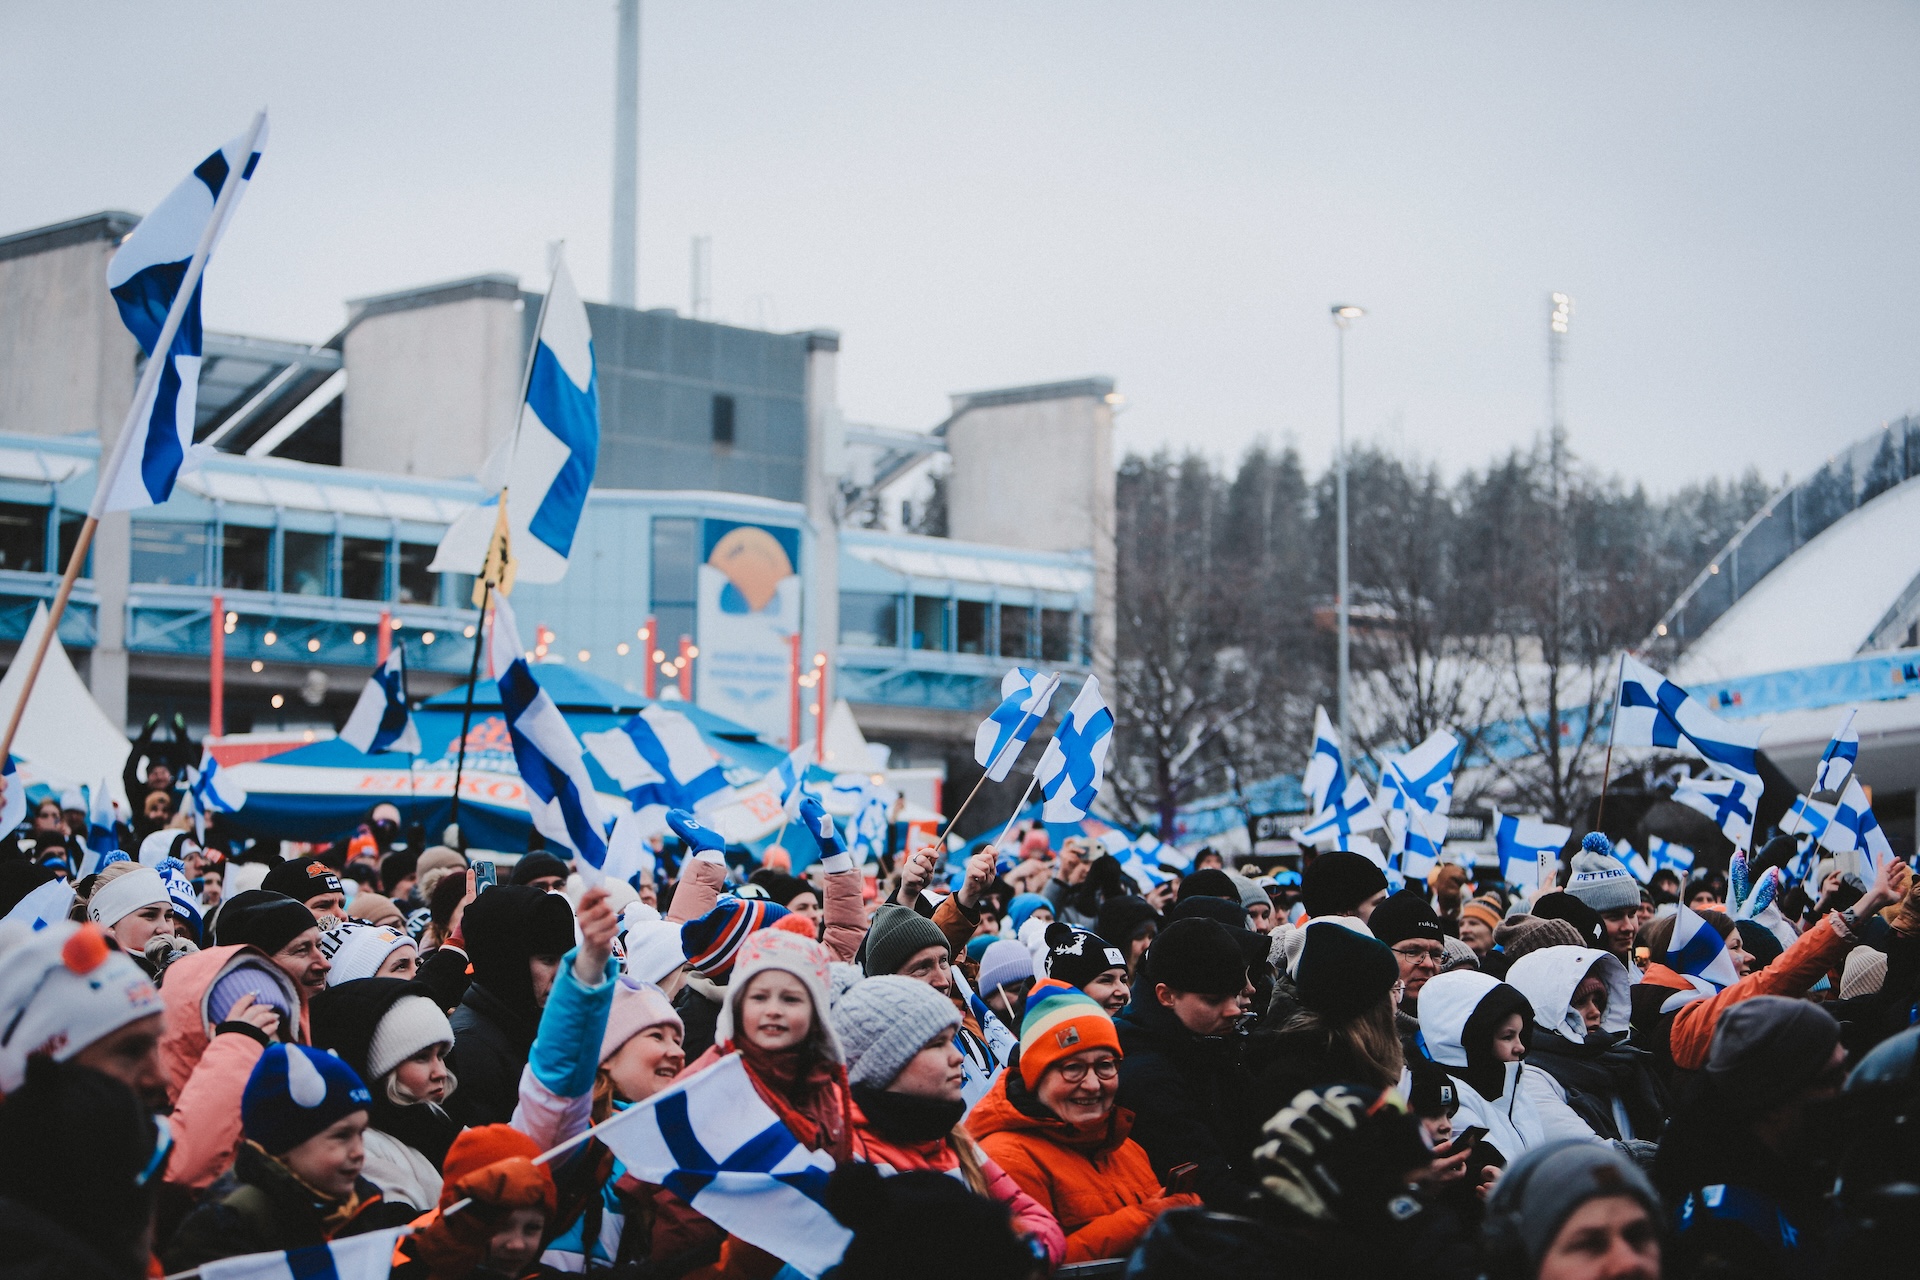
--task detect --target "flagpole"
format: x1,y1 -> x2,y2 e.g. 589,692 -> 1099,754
992,769 -> 1045,850
936,673 -> 1060,841
448,581 -> 492,832
1595,651 -> 1625,830
0,112 -> 266,767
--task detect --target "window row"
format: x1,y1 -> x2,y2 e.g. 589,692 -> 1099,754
840,592 -> 1082,663
127,521 -> 467,606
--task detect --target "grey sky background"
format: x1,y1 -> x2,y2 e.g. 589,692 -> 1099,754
4,1 -> 1916,492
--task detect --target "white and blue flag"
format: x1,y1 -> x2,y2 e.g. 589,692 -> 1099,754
768,744 -> 814,819
976,668 -> 1060,782
433,253 -> 600,584
197,1228 -> 406,1280
1379,729 -> 1461,880
1034,676 -> 1114,823
603,807 -> 667,891
1648,836 -> 1696,876
492,594 -> 611,874
185,749 -> 247,837
1818,776 -> 1892,873
84,778 -> 121,869
1617,840 -> 1656,885
103,120 -> 267,512
1664,904 -> 1742,1000
0,756 -> 23,833
1,878 -> 73,932
1813,709 -> 1859,795
585,707 -> 730,814
339,647 -> 420,755
1303,706 -> 1347,814
1671,771 -> 1760,851
1780,794 -> 1833,843
593,1053 -> 850,1278
1613,655 -> 1763,778
1492,810 -> 1571,891
1292,775 -> 1385,850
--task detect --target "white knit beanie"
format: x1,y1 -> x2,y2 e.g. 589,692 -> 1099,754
1840,946 -> 1888,1001
366,994 -> 455,1081
0,923 -> 163,1092
319,920 -> 416,986
714,929 -> 842,1063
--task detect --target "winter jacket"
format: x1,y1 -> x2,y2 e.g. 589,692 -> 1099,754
1414,971 -> 1549,1167
1505,947 -> 1665,1142
158,944 -> 304,1190
1113,993 -> 1259,1208
163,1142 -> 399,1270
849,1093 -> 1065,1267
967,1066 -> 1198,1262
447,979 -> 537,1127
1661,913 -> 1851,1072
0,1196 -> 137,1280
819,859 -> 866,963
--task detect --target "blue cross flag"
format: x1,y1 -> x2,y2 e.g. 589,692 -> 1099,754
185,748 -> 247,839
1302,705 -> 1346,813
1613,655 -> 1763,778
1492,809 -> 1571,891
492,594 -> 611,875
975,667 -> 1060,782
584,707 -> 731,814
1819,776 -> 1893,873
339,646 -> 421,755
1292,774 -> 1385,850
1671,771 -> 1760,851
195,1227 -> 406,1280
1813,709 -> 1859,795
1035,676 -> 1114,823
1378,729 -> 1461,881
593,1053 -> 850,1278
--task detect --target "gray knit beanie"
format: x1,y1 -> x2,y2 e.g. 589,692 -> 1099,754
831,975 -> 961,1089
829,962 -> 864,1009
1563,836 -> 1641,915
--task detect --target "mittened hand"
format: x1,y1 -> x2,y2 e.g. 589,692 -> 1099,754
797,794 -> 843,857
666,808 -> 725,855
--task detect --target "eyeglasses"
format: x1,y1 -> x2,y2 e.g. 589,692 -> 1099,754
1392,945 -> 1446,966
1053,1057 -> 1119,1084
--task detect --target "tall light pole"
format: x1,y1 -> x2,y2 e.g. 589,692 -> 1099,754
609,0 -> 641,308
1331,303 -> 1365,751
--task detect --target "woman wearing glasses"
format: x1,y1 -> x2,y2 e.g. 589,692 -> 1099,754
967,979 -> 1200,1262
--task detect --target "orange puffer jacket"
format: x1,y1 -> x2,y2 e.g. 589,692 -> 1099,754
966,1071 -> 1197,1263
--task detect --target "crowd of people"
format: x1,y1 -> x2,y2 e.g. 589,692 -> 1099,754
2,753 -> 1918,1280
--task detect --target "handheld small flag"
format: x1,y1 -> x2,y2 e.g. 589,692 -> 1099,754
1292,775 -> 1385,849
1379,729 -> 1461,880
1670,771 -> 1760,851
1780,794 -> 1833,843
185,749 -> 247,838
1492,810 -> 1571,891
491,594 -> 611,874
585,707 -> 731,813
1303,706 -> 1347,814
1818,776 -> 1892,873
1034,676 -> 1114,822
196,1227 -> 408,1280
1612,655 -> 1763,778
339,646 -> 421,755
976,668 -> 1060,782
1648,836 -> 1695,875
1813,709 -> 1859,796
1664,904 -> 1741,999
83,777 -> 121,873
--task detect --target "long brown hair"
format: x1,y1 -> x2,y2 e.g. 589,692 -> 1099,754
1281,996 -> 1404,1090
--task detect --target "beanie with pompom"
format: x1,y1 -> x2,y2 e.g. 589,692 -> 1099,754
1563,833 -> 1640,914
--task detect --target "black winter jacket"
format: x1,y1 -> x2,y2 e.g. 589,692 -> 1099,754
1113,995 -> 1259,1209
447,980 -> 538,1127
0,1196 -> 137,1280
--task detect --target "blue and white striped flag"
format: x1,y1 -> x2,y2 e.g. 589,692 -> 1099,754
585,707 -> 730,814
339,646 -> 420,755
592,1053 -> 850,1277
432,254 -> 600,584
186,749 -> 247,838
1292,775 -> 1385,850
976,668 -> 1060,782
1,878 -> 73,932
198,1228 -> 406,1280
1665,904 -> 1741,997
1035,676 -> 1114,822
492,594 -> 611,874
1671,771 -> 1760,851
1492,810 -> 1571,891
81,778 -> 122,875
103,120 -> 267,512
1379,730 -> 1461,880
1303,706 -> 1346,814
1613,655 -> 1763,778
768,744 -> 813,819
1813,709 -> 1859,795
1818,776 -> 1892,872
0,756 -> 23,834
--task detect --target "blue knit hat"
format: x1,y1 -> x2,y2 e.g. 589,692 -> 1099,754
241,1043 -> 372,1155
681,894 -> 790,977
1006,894 -> 1050,932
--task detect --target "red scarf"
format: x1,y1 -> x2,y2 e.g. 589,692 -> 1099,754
730,1038 -> 853,1164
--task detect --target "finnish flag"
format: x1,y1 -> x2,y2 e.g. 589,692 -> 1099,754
1292,775 -> 1385,849
339,647 -> 421,755
1303,706 -> 1347,814
1664,904 -> 1742,1000
1813,709 -> 1859,795
103,120 -> 267,512
1648,836 -> 1695,875
1,878 -> 73,932
769,744 -> 812,819
0,756 -> 23,833
432,254 -> 600,584
492,594 -> 611,874
82,778 -> 122,875
976,668 -> 1060,782
1613,655 -> 1762,778
592,1053 -> 851,1278
1780,793 -> 1833,843
1492,810 -> 1570,891
1818,776 -> 1892,872
584,708 -> 730,813
603,806 -> 667,890
197,1228 -> 406,1280
1670,771 -> 1760,851
1034,676 -> 1114,822
186,749 -> 247,833
1379,730 -> 1461,878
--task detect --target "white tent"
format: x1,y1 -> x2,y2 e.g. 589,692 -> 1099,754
0,602 -> 131,806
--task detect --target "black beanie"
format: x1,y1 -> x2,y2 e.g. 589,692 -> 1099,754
0,1057 -> 162,1273
1531,891 -> 1607,951
1043,922 -> 1128,989
1295,921 -> 1400,1022
1301,852 -> 1388,918
1177,868 -> 1239,902
509,850 -> 571,886
380,848 -> 419,892
1734,920 -> 1785,972
463,884 -> 578,1015
1165,894 -> 1250,929
261,856 -> 344,904
1145,918 -> 1248,998
825,1165 -> 1032,1280
1406,1056 -> 1459,1118
214,889 -> 319,955
1366,890 -> 1444,948
1096,894 -> 1159,947
750,871 -> 814,908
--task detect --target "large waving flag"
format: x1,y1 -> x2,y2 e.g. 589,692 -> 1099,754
976,668 -> 1060,782
1379,729 -> 1461,880
1035,676 -> 1114,822
432,253 -> 601,584
1818,776 -> 1892,873
492,595 -> 611,874
103,118 -> 267,512
1813,709 -> 1859,795
1292,774 -> 1385,850
1671,771 -> 1760,851
198,1228 -> 406,1280
1613,655 -> 1763,778
1779,793 -> 1833,843
1665,904 -> 1742,999
1492,809 -> 1571,891
585,707 -> 731,813
339,647 -> 420,755
593,1053 -> 850,1277
1303,706 -> 1347,814
185,748 -> 247,837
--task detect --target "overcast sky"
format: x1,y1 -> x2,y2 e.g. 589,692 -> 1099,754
5,2 -> 1917,491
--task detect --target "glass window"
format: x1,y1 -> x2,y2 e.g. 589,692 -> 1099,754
1041,609 -> 1074,662
219,525 -> 272,592
651,518 -> 698,609
340,537 -> 388,601
443,572 -> 476,609
652,606 -> 695,658
130,521 -> 210,586
911,595 -> 948,651
839,592 -> 899,647
712,394 -> 736,446
999,604 -> 1033,659
282,531 -> 330,596
956,600 -> 988,655
0,502 -> 46,572
58,512 -> 89,577
395,543 -> 438,605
